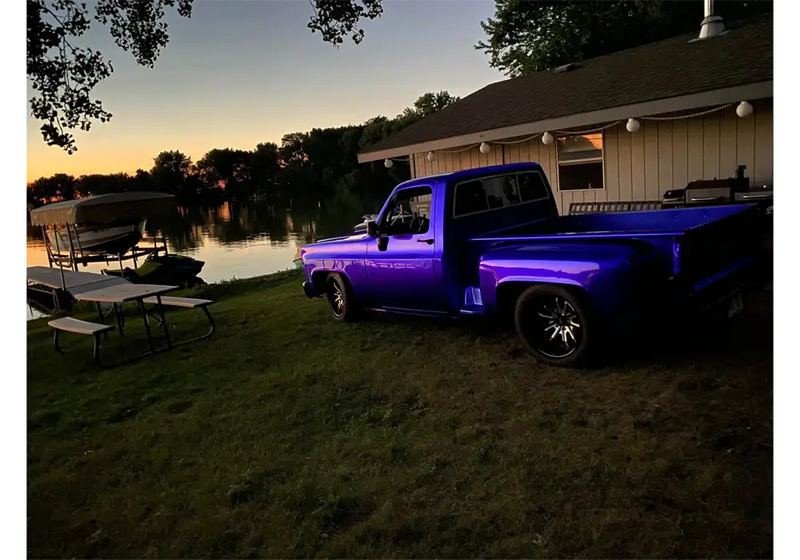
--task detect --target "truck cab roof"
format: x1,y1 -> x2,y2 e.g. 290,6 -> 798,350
394,162 -> 546,192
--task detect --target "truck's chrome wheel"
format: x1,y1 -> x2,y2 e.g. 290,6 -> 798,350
325,273 -> 361,323
529,295 -> 582,359
515,285 -> 594,367
328,282 -> 344,317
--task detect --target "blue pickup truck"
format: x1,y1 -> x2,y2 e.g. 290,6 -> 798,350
300,163 -> 760,366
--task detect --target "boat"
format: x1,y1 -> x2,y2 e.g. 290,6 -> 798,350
45,219 -> 146,255
353,213 -> 378,232
28,193 -> 178,314
293,247 -> 303,269
352,212 -> 416,232
30,192 -> 175,267
30,192 -> 176,260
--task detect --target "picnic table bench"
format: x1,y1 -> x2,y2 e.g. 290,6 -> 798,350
48,317 -> 114,366
142,296 -> 216,345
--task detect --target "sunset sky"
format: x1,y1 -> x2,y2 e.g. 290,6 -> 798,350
26,0 -> 505,182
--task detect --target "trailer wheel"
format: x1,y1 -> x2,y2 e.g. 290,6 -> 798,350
514,285 -> 594,367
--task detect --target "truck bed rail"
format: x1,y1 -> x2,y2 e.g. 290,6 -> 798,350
569,200 -> 662,215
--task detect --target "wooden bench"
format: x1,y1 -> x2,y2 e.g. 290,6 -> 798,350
142,296 -> 212,308
48,317 -> 114,366
142,295 -> 216,345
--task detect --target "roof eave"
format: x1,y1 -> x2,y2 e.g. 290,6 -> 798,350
357,80 -> 773,163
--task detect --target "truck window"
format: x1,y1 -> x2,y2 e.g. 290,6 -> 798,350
454,180 -> 489,216
484,176 -> 521,209
454,170 -> 549,218
382,186 -> 432,235
518,171 -> 549,201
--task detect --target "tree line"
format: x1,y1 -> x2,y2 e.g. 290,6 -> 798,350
26,91 -> 459,208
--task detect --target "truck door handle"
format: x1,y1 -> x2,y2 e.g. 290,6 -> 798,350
417,238 -> 434,245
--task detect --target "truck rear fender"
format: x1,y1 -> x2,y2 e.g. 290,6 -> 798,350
491,276 -> 584,318
478,258 -> 635,321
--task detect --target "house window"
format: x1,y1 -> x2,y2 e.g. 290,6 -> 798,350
557,132 -> 604,191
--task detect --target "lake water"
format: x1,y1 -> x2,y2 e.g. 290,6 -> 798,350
26,197 -> 382,320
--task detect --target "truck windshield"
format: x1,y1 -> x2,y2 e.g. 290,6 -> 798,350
382,186 -> 432,235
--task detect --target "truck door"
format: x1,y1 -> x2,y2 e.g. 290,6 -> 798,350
365,185 -> 444,312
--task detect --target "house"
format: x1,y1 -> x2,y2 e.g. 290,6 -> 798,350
357,15 -> 773,215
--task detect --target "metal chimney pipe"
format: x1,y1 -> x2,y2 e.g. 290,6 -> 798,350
699,0 -> 725,39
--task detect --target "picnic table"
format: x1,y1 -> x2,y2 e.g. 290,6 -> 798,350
75,283 -> 178,352
36,268 -> 217,367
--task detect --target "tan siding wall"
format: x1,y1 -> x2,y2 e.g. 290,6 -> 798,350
772,105 -> 778,183
408,99 -> 772,215
753,100 -> 773,186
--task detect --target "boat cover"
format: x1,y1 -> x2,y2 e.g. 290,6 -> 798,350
29,192 -> 176,226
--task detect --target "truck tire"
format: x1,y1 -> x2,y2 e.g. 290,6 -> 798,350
514,285 -> 594,367
326,273 -> 360,323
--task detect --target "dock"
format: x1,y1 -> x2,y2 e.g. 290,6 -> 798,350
24,266 -> 130,311
27,266 -> 130,296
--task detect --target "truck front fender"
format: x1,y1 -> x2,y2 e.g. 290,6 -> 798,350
308,267 -> 347,295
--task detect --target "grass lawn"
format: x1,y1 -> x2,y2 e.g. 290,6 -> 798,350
27,270 -> 773,558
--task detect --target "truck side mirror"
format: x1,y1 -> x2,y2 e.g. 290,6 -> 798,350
366,221 -> 380,238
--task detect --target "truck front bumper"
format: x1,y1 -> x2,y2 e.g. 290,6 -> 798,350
302,281 -> 319,299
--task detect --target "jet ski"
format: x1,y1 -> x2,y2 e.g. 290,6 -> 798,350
103,254 -> 205,288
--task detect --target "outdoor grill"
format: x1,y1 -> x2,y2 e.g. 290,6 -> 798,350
661,165 -> 773,211
683,165 -> 750,206
661,189 -> 685,209
735,187 -> 774,209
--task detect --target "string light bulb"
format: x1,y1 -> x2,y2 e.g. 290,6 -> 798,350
541,132 -> 554,145
479,142 -> 491,154
426,151 -> 436,162
383,159 -> 393,168
736,101 -> 753,118
626,118 -> 641,133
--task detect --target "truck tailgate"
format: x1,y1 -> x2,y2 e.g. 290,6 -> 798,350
678,204 -> 760,291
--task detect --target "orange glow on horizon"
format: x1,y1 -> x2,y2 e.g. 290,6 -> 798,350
27,123 -> 285,183
27,143 -> 162,183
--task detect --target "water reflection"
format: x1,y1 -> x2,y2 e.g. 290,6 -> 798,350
26,194 -> 386,320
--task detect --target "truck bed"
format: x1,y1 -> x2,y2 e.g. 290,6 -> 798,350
471,203 -> 759,287
472,204 -> 753,240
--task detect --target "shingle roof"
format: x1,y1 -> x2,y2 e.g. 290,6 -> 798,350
359,16 -> 773,156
